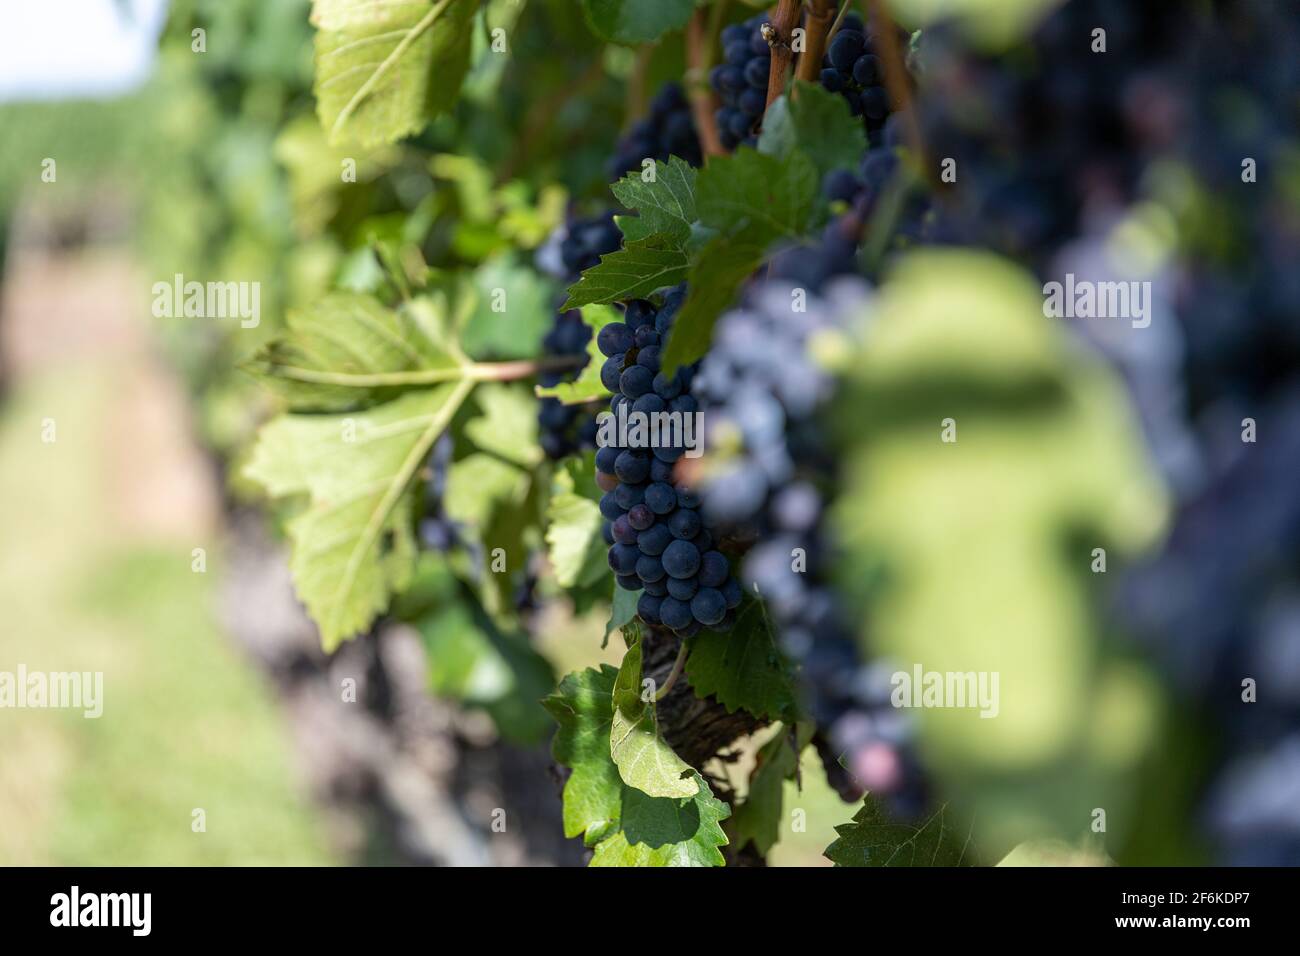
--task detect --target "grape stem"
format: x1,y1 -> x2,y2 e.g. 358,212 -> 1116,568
654,639 -> 691,701
764,0 -> 806,110
795,0 -> 838,85
687,6 -> 727,157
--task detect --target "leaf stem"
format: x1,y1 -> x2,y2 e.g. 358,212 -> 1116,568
655,639 -> 691,701
258,356 -> 584,389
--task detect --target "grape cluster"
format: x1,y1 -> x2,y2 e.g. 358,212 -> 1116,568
711,12 -> 909,154
695,277 -> 923,810
419,433 -> 466,552
537,311 -> 598,459
1098,2 -> 1300,864
609,82 -> 703,181
535,212 -> 623,461
594,287 -> 743,636
710,15 -> 771,151
818,12 -> 910,147
909,1 -> 1184,269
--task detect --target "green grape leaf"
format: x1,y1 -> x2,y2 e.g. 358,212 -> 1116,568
579,0 -> 696,44
463,383 -> 541,468
731,722 -> 814,855
610,636 -> 698,799
611,158 -> 698,245
589,773 -> 731,867
545,458 -> 609,590
420,603 -> 556,744
312,0 -> 478,148
825,801 -> 978,867
542,666 -> 625,845
245,383 -> 474,650
461,257 -> 558,361
686,599 -> 796,721
242,292 -> 457,411
659,235 -> 767,374
535,305 -> 622,405
759,83 -> 869,184
604,583 -> 641,648
562,236 -> 690,310
695,146 -> 818,239
442,450 -> 534,617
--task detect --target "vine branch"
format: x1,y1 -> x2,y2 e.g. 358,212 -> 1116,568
686,7 -> 727,157
764,0 -> 806,110
795,0 -> 837,85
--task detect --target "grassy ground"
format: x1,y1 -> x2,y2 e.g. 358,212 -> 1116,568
0,251 -> 335,865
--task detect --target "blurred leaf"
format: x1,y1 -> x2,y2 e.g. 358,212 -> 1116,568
732,723 -> 813,855
580,0 -> 696,44
826,801 -> 978,867
421,603 -> 556,743
443,450 -> 534,615
242,292 -> 455,411
833,249 -> 1169,852
997,838 -> 1111,867
543,665 -> 625,845
887,0 -> 1063,49
610,636 -> 698,799
464,383 -> 542,467
460,260 -> 556,364
589,773 -> 730,866
545,458 -> 609,589
273,116 -> 396,236
660,235 -> 766,374
245,383 -> 474,650
312,0 -> 478,147
686,599 -> 796,721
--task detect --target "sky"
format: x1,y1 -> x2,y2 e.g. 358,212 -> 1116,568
0,0 -> 169,102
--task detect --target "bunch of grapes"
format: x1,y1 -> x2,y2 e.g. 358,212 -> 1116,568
695,277 -> 924,810
537,312 -> 598,459
1099,2 -> 1300,864
535,212 -> 623,461
818,12 -> 910,147
711,11 -> 909,155
608,82 -> 702,181
710,15 -> 771,151
910,1 -> 1184,270
594,287 -> 743,636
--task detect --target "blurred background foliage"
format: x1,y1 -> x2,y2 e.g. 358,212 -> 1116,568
0,0 -> 1291,867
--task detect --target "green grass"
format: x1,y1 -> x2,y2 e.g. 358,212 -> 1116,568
0,366 -> 335,865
